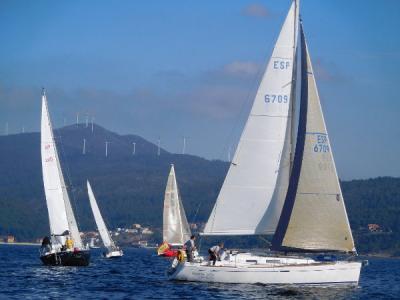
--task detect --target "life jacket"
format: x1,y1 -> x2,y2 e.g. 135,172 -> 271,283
177,249 -> 186,262
66,238 -> 74,250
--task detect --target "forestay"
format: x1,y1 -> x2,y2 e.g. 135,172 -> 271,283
163,165 -> 191,245
87,181 -> 116,249
203,1 -> 299,235
272,26 -> 355,252
41,91 -> 82,248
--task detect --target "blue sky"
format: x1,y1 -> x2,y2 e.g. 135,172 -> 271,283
0,0 -> 399,179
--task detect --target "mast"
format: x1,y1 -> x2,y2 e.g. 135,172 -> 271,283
175,172 -> 185,244
272,23 -> 308,251
289,0 -> 300,172
41,88 -> 83,248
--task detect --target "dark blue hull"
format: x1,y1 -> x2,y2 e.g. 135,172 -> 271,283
40,250 -> 90,266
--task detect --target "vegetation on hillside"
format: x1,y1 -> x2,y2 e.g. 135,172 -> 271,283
0,125 -> 399,256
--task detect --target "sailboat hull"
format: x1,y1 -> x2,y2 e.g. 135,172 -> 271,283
40,250 -> 90,266
168,254 -> 361,285
104,250 -> 124,258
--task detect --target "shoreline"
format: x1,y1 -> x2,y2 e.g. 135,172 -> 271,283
361,253 -> 400,259
0,242 -> 40,246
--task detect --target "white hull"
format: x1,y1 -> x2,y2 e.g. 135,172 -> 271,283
169,253 -> 361,285
105,249 -> 124,258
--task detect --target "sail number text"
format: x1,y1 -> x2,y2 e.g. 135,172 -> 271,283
264,94 -> 288,103
313,135 -> 330,153
273,60 -> 290,69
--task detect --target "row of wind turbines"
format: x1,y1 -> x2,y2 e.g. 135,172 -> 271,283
2,120 -> 234,160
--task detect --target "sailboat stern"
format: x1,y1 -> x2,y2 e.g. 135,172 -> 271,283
40,249 -> 90,266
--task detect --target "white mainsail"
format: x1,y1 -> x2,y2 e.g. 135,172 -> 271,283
272,27 -> 355,252
87,180 -> 116,250
41,90 -> 82,248
163,165 -> 191,245
203,1 -> 299,235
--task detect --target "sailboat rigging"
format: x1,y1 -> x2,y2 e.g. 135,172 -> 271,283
39,88 -> 90,266
168,0 -> 362,285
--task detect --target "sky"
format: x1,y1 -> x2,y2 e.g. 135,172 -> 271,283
0,0 -> 399,180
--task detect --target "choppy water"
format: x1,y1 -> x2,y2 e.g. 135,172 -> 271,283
0,245 -> 398,299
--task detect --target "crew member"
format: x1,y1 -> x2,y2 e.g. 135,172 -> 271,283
41,236 -> 51,253
65,237 -> 74,250
184,235 -> 196,262
208,242 -> 224,266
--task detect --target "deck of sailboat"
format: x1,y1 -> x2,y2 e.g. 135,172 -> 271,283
198,261 -> 334,267
187,252 -> 355,268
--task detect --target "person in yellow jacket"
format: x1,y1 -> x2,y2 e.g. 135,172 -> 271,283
65,237 -> 74,250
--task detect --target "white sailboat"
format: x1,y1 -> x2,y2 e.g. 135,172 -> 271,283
158,164 -> 191,257
87,180 -> 123,258
39,88 -> 90,266
168,0 -> 362,285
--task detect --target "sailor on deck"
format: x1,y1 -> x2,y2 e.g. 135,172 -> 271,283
65,237 -> 74,250
41,236 -> 52,253
208,242 -> 224,265
184,235 -> 196,262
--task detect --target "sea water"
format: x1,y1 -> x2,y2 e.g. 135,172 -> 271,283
0,245 -> 398,299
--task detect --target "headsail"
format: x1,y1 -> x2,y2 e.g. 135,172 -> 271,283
163,165 -> 191,245
203,1 -> 299,235
87,181 -> 116,250
41,89 -> 82,248
272,25 -> 355,252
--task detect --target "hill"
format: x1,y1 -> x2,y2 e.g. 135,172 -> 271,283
341,177 -> 400,256
0,124 -> 228,240
0,124 -> 399,255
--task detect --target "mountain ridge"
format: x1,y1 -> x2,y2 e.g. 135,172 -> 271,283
0,123 -> 228,239
0,124 -> 399,255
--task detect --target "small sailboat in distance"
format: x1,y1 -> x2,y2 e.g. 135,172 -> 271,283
168,0 -> 362,285
158,164 -> 191,257
39,89 -> 90,266
87,180 -> 123,258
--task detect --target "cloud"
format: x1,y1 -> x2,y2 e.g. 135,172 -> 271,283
201,61 -> 263,87
222,61 -> 261,77
242,3 -> 270,18
177,61 -> 263,120
182,84 -> 250,120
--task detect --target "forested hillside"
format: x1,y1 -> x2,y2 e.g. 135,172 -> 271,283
342,178 -> 400,255
0,125 -> 399,255
0,124 -> 227,240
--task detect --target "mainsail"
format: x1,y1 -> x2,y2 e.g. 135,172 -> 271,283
272,25 -> 355,252
41,90 -> 82,248
203,1 -> 299,235
163,165 -> 191,245
87,181 -> 116,250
